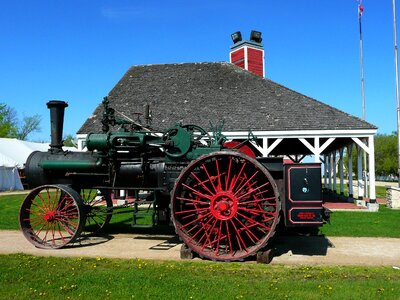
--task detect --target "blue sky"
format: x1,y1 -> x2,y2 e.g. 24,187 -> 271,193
0,0 -> 397,141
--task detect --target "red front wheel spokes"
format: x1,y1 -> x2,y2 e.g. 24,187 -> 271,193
19,185 -> 85,249
171,151 -> 281,261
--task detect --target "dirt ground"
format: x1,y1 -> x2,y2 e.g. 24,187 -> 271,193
0,230 -> 399,266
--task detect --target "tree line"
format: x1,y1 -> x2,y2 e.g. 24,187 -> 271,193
0,103 -> 41,140
0,102 -> 75,146
374,132 -> 397,176
332,133 -> 397,178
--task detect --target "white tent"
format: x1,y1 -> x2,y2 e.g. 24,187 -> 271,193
0,151 -> 23,191
0,138 -> 49,169
0,138 -> 50,191
0,138 -> 78,191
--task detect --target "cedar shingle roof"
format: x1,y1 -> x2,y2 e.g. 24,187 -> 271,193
77,62 -> 376,134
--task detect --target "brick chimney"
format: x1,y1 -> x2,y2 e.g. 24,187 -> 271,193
230,30 -> 265,77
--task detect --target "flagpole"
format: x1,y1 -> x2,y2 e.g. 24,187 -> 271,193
392,0 -> 400,187
359,6 -> 366,121
358,1 -> 368,197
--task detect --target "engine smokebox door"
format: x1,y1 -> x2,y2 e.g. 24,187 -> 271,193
283,163 -> 324,227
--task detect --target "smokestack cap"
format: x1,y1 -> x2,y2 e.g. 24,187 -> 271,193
46,100 -> 68,109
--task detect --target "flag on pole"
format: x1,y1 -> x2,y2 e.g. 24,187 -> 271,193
358,0 -> 364,18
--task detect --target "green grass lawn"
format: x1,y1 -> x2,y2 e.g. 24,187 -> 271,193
1,192 -> 400,299
320,205 -> 400,238
336,185 -> 386,198
0,254 -> 399,300
0,194 -> 22,230
376,185 -> 387,198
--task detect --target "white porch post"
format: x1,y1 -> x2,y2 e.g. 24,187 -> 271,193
368,135 -> 376,202
323,155 -> 328,188
357,146 -> 364,199
339,148 -> 344,195
314,137 -> 320,163
348,145 -> 354,198
332,151 -> 337,193
329,153 -> 333,191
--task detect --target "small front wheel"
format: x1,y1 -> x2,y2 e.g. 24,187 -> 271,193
19,185 -> 85,249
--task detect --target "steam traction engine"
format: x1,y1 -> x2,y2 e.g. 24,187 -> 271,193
19,98 -> 329,262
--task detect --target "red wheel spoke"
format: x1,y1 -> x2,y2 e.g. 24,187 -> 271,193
53,189 -> 59,211
57,216 -> 79,228
225,157 -> 233,191
201,163 -> 218,193
182,183 -> 212,200
238,207 -> 276,217
237,211 -> 272,231
181,212 -> 200,220
26,216 -> 46,227
185,214 -> 212,235
233,216 -> 259,243
179,212 -> 212,230
229,219 -> 247,252
190,172 -> 215,196
37,192 -> 51,212
50,222 -> 57,246
225,220 -> 232,254
239,196 -> 276,205
233,170 -> 259,196
26,207 -> 47,217
42,225 -> 51,244
174,207 -> 209,215
228,162 -> 246,192
188,214 -> 215,245
214,220 -> 223,255
46,189 -> 55,211
215,159 -> 222,192
236,182 -> 270,201
56,222 -> 67,244
200,218 -> 219,251
177,196 -> 209,205
33,222 -> 47,237
57,196 -> 76,212
30,199 -> 48,213
57,220 -> 77,236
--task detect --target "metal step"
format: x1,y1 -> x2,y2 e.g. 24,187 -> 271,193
132,190 -> 157,228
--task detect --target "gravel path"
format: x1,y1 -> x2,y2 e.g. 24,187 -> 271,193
0,230 -> 399,266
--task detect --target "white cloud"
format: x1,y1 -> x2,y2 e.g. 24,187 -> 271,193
100,5 -> 145,21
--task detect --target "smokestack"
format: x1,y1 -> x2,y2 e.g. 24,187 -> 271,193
230,30 -> 265,77
46,100 -> 68,152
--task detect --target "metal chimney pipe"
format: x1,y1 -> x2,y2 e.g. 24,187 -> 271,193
46,100 -> 68,152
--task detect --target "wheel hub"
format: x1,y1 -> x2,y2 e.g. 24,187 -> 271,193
210,192 -> 238,220
43,211 -> 56,222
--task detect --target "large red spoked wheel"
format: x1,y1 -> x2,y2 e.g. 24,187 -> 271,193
171,151 -> 280,261
19,185 -> 85,249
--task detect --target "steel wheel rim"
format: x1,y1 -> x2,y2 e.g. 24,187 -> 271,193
19,185 -> 84,249
171,151 -> 280,261
80,188 -> 113,234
